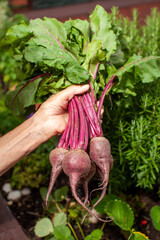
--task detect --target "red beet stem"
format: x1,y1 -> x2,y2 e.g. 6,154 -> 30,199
74,96 -> 85,149
83,113 -> 89,151
88,79 -> 96,106
79,95 -> 98,137
58,102 -> 72,149
71,98 -> 79,149
84,93 -> 103,136
69,101 -> 75,149
97,75 -> 115,121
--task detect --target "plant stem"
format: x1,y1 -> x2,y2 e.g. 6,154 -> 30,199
76,220 -> 85,240
68,222 -> 79,240
69,101 -> 75,149
74,96 -> 85,149
101,222 -> 106,231
72,98 -> 79,149
79,95 -> 98,137
55,201 -> 62,212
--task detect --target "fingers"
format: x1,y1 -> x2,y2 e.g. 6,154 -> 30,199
47,84 -> 90,104
58,84 -> 90,102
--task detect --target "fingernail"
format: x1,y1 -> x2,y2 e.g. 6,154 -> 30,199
81,84 -> 89,90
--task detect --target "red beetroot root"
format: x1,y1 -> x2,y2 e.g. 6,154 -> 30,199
89,137 -> 112,189
81,162 -> 96,205
46,148 -> 68,206
62,149 -> 112,222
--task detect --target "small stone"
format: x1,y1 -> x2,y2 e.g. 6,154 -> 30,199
7,201 -> 13,206
2,183 -> 12,193
7,190 -> 22,201
21,187 -> 31,196
88,209 -> 101,224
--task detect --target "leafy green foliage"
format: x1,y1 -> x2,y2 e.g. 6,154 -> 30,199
0,1 -> 28,92
1,4 -> 160,193
150,206 -> 160,231
1,5 -> 118,117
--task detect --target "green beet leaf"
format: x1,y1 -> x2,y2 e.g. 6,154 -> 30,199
5,76 -> 44,116
89,5 -> 117,60
24,43 -> 89,84
150,206 -> 160,231
34,218 -> 53,237
28,17 -> 67,49
0,21 -> 30,48
104,199 -> 134,231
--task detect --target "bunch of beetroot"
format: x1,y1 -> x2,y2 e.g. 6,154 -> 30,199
46,79 -> 115,223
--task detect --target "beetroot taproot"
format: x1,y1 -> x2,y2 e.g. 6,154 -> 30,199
45,148 -> 68,206
89,136 -> 112,189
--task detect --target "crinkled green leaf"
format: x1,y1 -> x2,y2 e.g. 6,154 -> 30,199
53,212 -> 67,227
104,199 -> 134,231
0,21 -> 30,48
34,218 -> 53,237
82,40 -> 105,76
24,43 -> 89,84
64,19 -> 89,63
29,17 -> 67,48
89,5 -> 117,59
150,206 -> 160,231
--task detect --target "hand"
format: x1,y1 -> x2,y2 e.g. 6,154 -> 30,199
33,85 -> 89,140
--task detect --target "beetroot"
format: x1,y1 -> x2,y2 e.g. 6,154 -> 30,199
45,148 -> 68,206
62,149 -> 112,222
81,162 -> 96,205
45,87 -> 114,224
89,137 -> 111,189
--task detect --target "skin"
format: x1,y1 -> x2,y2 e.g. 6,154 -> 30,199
0,84 -> 89,176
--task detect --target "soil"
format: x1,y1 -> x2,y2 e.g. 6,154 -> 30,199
0,171 -> 160,240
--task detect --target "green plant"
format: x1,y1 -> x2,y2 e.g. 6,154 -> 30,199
0,0 -> 28,93
35,185 -> 104,240
150,205 -> 160,231
1,5 -> 160,192
93,194 -> 149,240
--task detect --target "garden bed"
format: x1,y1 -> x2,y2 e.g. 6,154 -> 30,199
0,170 -> 160,240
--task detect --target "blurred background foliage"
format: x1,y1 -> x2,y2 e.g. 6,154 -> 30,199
0,2 -> 160,195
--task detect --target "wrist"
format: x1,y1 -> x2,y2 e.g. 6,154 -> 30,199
32,112 -> 57,142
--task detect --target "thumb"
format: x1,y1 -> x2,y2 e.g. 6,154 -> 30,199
53,84 -> 90,103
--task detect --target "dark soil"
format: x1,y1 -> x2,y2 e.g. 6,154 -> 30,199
0,171 -> 160,240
